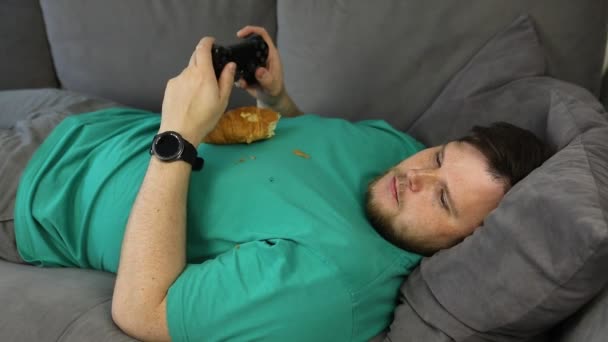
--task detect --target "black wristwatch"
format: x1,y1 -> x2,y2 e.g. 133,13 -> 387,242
149,131 -> 204,171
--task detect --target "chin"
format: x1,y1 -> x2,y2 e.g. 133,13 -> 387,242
365,187 -> 397,237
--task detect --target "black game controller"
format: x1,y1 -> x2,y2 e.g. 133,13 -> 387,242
212,34 -> 269,85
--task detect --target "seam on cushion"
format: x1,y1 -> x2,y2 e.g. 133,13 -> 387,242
489,134 -> 608,333
550,89 -> 584,147
462,76 -> 548,103
56,297 -> 113,341
408,75 -> 550,134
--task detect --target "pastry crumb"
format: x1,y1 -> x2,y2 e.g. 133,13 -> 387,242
293,149 -> 311,159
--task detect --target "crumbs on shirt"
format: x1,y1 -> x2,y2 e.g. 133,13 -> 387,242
235,155 -> 257,164
293,149 -> 310,159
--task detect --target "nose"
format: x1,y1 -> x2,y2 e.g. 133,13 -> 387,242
405,168 -> 439,192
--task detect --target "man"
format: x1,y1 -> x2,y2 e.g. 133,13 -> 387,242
0,26 -> 550,341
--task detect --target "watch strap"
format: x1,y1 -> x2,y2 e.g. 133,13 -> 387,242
150,131 -> 204,171
181,139 -> 204,171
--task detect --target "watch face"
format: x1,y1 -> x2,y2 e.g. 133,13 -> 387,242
153,132 -> 184,160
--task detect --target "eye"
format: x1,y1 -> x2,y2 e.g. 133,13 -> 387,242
435,149 -> 449,211
440,190 -> 449,210
435,151 -> 441,167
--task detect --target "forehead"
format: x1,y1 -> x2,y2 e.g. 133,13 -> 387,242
444,142 -> 504,216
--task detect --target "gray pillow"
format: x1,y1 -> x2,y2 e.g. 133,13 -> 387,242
552,285 -> 608,342
386,15 -> 608,342
407,14 -> 548,144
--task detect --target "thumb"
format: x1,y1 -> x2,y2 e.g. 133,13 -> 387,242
218,62 -> 236,103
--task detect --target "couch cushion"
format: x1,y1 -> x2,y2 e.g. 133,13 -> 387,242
39,0 -> 277,112
0,0 -> 58,90
0,260 -> 136,341
385,15 -> 608,342
277,0 -> 607,130
0,88 -> 121,129
552,286 -> 608,342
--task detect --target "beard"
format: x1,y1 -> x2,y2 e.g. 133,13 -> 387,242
365,174 -> 412,252
365,174 -> 436,256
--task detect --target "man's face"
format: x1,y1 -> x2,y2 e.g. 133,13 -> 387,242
366,141 -> 506,255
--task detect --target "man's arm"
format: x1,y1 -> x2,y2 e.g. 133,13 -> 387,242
257,90 -> 303,118
111,37 -> 236,341
235,26 -> 304,118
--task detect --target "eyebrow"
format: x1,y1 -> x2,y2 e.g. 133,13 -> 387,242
441,143 -> 460,218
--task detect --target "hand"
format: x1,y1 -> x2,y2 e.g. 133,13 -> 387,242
235,26 -> 287,109
160,37 -> 236,145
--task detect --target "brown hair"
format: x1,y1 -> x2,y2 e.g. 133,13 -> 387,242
457,122 -> 553,193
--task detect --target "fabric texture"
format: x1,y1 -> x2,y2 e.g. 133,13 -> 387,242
39,0 -> 277,112
277,0 -> 606,130
386,14 -> 608,342
0,89 -> 129,342
0,221 -> 23,264
551,285 -> 608,342
0,89 -> 119,263
15,108 -> 424,341
0,0 -> 57,90
0,259 -> 136,342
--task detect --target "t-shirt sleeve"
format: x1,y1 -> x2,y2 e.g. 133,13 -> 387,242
166,239 -> 353,341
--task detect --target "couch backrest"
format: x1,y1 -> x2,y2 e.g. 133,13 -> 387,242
38,0 -> 277,112
7,1 -> 604,129
0,0 -> 57,90
278,0 -> 607,130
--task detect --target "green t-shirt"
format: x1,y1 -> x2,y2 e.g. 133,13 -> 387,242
15,108 -> 424,341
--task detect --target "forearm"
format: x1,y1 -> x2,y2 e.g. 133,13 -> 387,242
111,34 -> 234,340
258,89 -> 303,117
113,155 -> 191,339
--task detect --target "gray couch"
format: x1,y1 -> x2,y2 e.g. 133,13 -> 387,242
1,1 -> 608,341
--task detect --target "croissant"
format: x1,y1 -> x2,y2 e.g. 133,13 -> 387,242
203,106 -> 281,144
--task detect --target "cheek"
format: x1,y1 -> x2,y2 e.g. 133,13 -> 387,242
396,192 -> 449,236
401,189 -> 437,215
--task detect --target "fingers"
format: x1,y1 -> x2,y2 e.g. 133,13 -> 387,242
189,50 -> 196,67
191,37 -> 215,74
218,62 -> 236,103
254,67 -> 273,87
234,67 -> 271,88
236,26 -> 277,51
